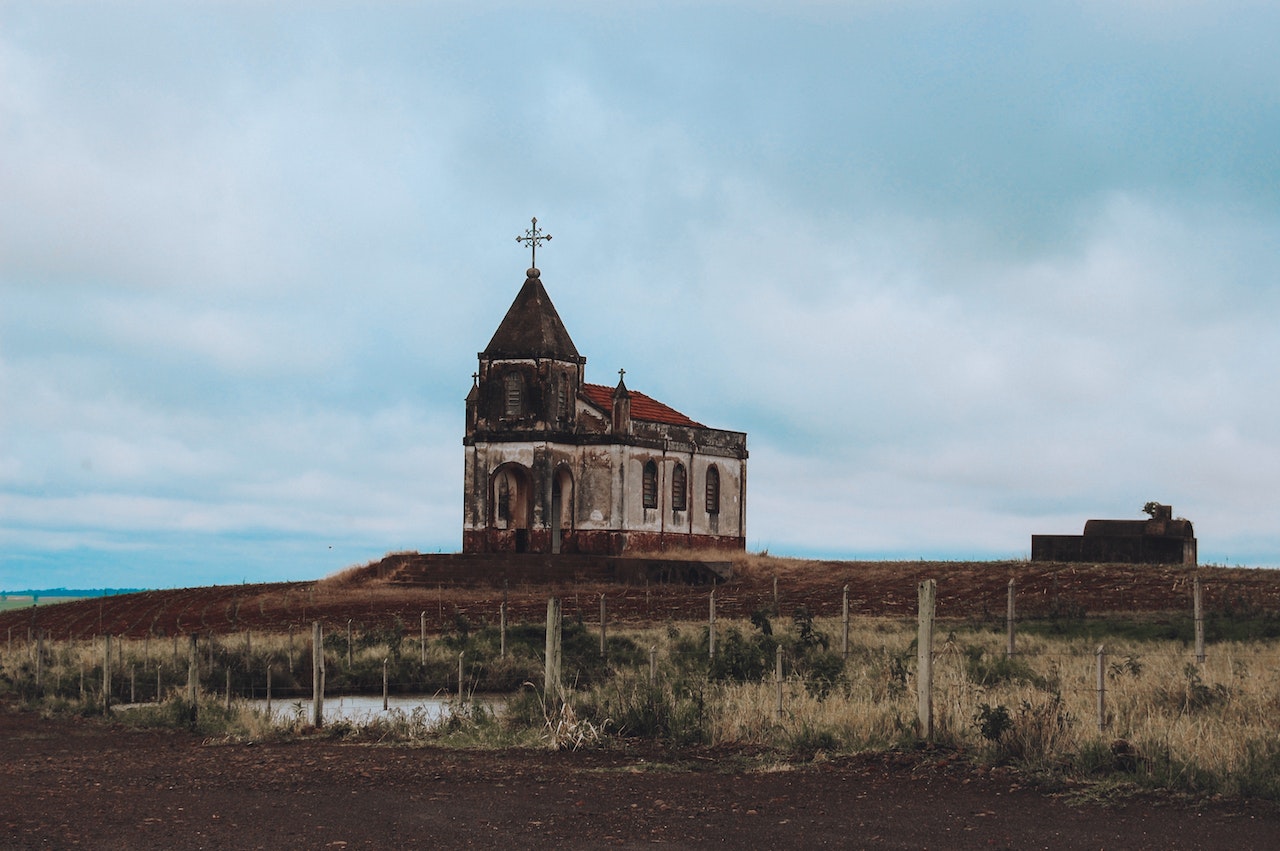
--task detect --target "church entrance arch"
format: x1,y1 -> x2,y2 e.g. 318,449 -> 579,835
551,465 -> 574,554
491,463 -> 533,552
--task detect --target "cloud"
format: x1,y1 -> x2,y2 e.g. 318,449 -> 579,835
3,2 -> 1279,587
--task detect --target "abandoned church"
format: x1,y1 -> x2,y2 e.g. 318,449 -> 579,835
462,220 -> 747,556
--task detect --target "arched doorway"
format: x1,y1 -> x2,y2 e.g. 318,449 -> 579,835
490,463 -> 533,552
551,465 -> 574,554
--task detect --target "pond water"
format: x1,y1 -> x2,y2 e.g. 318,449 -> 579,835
246,694 -> 503,725
111,694 -> 506,726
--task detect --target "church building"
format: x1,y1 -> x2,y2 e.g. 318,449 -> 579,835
462,220 -> 747,556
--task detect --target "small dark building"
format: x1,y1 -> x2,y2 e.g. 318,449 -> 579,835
1031,504 -> 1197,565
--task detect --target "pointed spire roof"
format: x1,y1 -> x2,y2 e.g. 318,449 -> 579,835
482,268 -> 581,361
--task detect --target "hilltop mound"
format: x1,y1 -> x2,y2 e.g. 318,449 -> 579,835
2,555 -> 1275,640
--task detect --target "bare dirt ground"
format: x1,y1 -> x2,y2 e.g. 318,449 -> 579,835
5,557 -> 1278,641
3,705 -> 1278,850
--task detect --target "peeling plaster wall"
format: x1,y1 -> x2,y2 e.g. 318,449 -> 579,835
462,436 -> 745,554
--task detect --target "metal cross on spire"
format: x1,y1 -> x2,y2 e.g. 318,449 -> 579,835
515,217 -> 552,269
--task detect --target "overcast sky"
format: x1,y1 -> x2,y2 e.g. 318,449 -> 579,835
3,2 -> 1278,589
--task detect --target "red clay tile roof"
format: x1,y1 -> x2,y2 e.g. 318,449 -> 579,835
582,383 -> 704,428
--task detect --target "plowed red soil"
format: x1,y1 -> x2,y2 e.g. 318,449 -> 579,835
4,558 -> 1277,640
3,706 -> 1277,849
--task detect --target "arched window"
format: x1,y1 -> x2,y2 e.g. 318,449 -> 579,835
672,463 -> 687,512
503,373 -> 524,417
497,476 -> 511,522
642,460 -> 658,509
705,465 -> 720,515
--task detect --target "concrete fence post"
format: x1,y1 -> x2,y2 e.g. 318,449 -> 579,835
917,579 -> 936,740
1006,578 -> 1017,659
102,634 -> 111,713
775,645 -> 784,720
599,594 -> 608,660
312,621 -> 324,728
1194,577 -> 1206,664
708,588 -> 717,661
34,632 -> 43,696
841,584 -> 850,661
187,634 -> 198,726
1096,644 -> 1107,732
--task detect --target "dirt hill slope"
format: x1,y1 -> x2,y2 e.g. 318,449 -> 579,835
3,555 -> 1276,640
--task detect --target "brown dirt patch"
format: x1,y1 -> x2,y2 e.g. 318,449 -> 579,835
2,705 -> 1276,849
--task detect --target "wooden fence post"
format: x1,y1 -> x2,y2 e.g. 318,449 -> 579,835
102,634 -> 111,713
917,579 -> 936,740
187,634 -> 198,725
841,584 -> 850,661
346,619 -> 353,669
544,598 -> 562,708
287,627 -> 294,673
383,657 -> 389,711
1006,578 -> 1017,658
225,668 -> 232,711
312,621 -> 324,728
708,588 -> 717,661
420,611 -> 427,665
266,665 -> 273,716
458,651 -> 465,703
773,575 -> 779,611
499,603 -> 507,659
1096,644 -> 1107,732
649,645 -> 657,686
130,665 -> 136,704
775,645 -> 784,720
156,666 -> 162,703
34,632 -> 43,696
1194,577 -> 1206,664
599,594 -> 607,659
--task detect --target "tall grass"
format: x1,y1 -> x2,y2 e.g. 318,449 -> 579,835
6,614 -> 1280,798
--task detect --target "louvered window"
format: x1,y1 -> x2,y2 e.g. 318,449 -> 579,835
672,464 -> 687,512
642,460 -> 658,509
504,373 -> 523,417
705,465 -> 720,515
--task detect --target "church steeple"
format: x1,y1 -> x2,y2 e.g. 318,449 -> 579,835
470,219 -> 585,438
481,268 -> 580,361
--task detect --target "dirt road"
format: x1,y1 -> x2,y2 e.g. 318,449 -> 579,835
2,707 -> 1275,850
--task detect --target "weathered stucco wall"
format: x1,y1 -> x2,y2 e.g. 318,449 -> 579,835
463,437 -> 745,555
